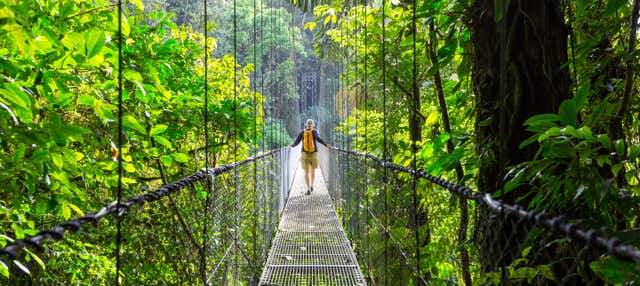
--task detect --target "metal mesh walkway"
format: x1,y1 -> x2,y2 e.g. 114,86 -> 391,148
259,167 -> 366,285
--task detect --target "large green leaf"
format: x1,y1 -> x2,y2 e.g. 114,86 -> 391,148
123,115 -> 146,134
150,124 -> 168,136
172,153 -> 189,163
84,30 -> 106,58
558,100 -> 578,127
605,0 -> 627,16
0,261 -> 8,278
153,135 -> 173,149
60,32 -> 84,52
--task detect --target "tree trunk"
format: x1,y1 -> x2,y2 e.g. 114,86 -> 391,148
408,89 -> 421,145
470,0 -> 570,275
428,21 -> 472,286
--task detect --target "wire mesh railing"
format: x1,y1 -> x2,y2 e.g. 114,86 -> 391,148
322,147 -> 640,285
1,148 -> 295,285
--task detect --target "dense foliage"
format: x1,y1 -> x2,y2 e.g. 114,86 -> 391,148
0,0 -> 279,283
310,0 -> 640,284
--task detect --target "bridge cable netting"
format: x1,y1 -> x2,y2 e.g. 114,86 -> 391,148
320,148 -> 640,285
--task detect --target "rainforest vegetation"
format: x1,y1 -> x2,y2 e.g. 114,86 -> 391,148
1,0 -> 640,284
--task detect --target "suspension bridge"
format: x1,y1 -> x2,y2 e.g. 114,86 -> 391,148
2,144 -> 639,285
2,0 -> 640,285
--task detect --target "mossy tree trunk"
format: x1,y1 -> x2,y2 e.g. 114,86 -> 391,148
469,0 -> 570,274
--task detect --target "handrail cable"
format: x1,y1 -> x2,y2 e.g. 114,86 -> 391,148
332,147 -> 640,263
0,148 -> 285,260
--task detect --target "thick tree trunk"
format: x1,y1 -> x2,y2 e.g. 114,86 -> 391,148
470,0 -> 570,275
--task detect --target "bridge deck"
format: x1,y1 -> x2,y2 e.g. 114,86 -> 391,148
259,167 -> 365,285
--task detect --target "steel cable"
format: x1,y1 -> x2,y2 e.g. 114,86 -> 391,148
0,148 -> 285,261
332,147 -> 640,263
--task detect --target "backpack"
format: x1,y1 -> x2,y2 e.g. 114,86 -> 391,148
302,129 -> 315,152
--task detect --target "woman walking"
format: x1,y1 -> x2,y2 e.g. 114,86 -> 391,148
290,119 -> 331,195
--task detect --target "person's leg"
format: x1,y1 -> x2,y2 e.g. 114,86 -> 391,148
309,166 -> 316,188
303,169 -> 310,188
301,154 -> 310,191
309,153 -> 318,192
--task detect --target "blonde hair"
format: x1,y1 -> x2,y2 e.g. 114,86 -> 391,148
305,119 -> 315,128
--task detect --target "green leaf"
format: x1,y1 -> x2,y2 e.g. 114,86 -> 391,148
67,203 -> 84,216
128,0 -> 145,11
558,100 -> 578,127
545,142 -> 574,159
560,126 -> 579,138
576,0 -> 585,16
150,124 -> 168,136
160,155 -> 173,166
596,155 -> 611,167
575,83 -> 590,108
1,85 -> 33,123
24,249 -> 45,270
523,114 -> 560,132
51,153 -> 64,168
84,30 -> 105,58
577,126 -> 594,141
123,115 -> 146,134
124,163 -> 136,173
538,127 -> 561,142
124,70 -> 143,83
629,145 -> 640,159
121,14 -> 131,36
614,139 -> 625,156
605,0 -> 627,16
0,101 -> 18,125
597,134 -> 612,150
304,21 -> 316,30
153,135 -> 173,149
524,114 -> 559,126
172,153 -> 189,163
0,261 -> 8,278
60,32 -> 84,51
78,94 -> 95,105
61,203 -> 71,220
0,234 -> 15,243
13,143 -> 26,165
612,163 -> 623,177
